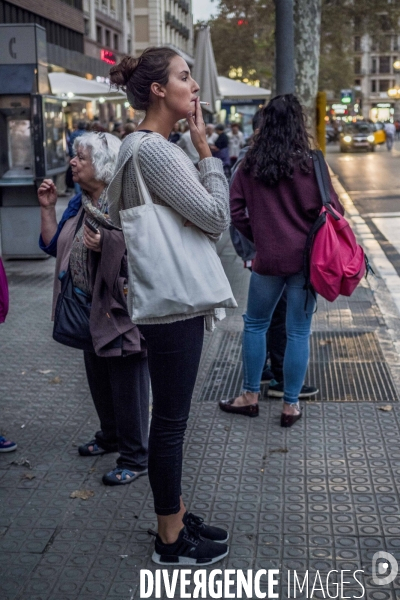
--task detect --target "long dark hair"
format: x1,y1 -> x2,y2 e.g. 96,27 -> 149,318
242,94 -> 313,186
109,47 -> 179,111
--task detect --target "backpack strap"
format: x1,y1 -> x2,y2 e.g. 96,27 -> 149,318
312,151 -> 340,221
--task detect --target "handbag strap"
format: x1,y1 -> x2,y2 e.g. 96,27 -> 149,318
131,132 -> 154,207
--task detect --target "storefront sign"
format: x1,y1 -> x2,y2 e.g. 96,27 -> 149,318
101,50 -> 116,65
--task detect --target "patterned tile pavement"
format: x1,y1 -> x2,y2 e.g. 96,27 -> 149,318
1,230 -> 400,599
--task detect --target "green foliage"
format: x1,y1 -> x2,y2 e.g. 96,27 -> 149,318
319,0 -> 400,94
205,0 -> 275,88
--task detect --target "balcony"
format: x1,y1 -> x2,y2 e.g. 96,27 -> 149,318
165,11 -> 190,39
176,0 -> 190,14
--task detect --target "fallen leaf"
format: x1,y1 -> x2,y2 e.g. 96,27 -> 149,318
11,458 -> 32,468
319,339 -> 332,346
38,370 -> 52,374
49,376 -> 61,384
70,489 -> 94,500
379,404 -> 393,412
22,473 -> 35,480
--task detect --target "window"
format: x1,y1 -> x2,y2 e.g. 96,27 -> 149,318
127,38 -> 132,54
96,25 -> 102,44
372,58 -> 377,73
113,33 -> 118,50
135,16 -> 149,42
354,58 -> 361,74
135,0 -> 149,7
379,56 -> 391,73
354,79 -> 361,87
105,29 -> 110,47
371,80 -> 377,92
379,79 -> 390,92
354,36 -> 361,52
84,18 -> 89,37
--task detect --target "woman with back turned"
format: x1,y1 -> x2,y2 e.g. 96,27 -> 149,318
220,95 -> 344,426
108,47 -> 230,565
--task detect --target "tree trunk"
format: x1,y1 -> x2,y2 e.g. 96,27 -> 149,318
294,0 -> 322,134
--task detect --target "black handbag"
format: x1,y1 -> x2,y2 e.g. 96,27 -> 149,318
52,211 -> 95,352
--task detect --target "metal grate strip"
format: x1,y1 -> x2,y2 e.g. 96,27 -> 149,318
197,330 -> 399,403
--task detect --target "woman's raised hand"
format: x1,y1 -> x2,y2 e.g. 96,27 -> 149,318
37,179 -> 58,209
187,97 -> 212,160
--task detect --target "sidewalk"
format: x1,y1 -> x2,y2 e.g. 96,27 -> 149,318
1,182 -> 400,599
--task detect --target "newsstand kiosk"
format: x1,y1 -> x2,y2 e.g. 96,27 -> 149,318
0,24 -> 67,258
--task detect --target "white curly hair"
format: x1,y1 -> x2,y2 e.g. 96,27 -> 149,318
73,132 -> 121,184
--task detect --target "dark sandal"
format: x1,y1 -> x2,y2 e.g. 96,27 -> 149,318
102,467 -> 148,486
78,439 -> 115,457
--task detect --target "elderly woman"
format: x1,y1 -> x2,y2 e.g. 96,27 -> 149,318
38,132 -> 149,486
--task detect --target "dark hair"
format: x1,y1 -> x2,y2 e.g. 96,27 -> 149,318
242,94 -> 312,186
252,108 -> 264,132
215,124 -> 225,131
109,47 -> 179,111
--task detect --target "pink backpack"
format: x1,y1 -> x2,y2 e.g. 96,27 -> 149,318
0,258 -> 9,323
304,151 -> 367,302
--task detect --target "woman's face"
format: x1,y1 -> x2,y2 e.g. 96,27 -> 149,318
70,146 -> 97,189
161,55 -> 200,118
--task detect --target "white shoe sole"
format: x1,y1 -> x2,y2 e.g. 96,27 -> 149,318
0,444 -> 17,453
268,389 -> 319,398
151,547 -> 229,566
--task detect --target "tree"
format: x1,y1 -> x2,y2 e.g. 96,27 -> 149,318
294,0 -> 322,128
207,0 -> 275,89
319,0 -> 400,95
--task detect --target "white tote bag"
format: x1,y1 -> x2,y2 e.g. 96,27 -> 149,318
120,134 -> 237,322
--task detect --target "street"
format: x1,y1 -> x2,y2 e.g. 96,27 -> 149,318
327,142 -> 400,277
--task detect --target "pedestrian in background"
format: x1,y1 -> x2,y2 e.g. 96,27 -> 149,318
0,257 -> 17,453
220,94 -> 344,426
108,46 -> 230,566
229,109 -> 318,400
121,122 -> 136,139
38,132 -> 150,486
384,121 -> 396,150
227,122 -> 245,168
177,123 -> 200,165
210,123 -> 231,178
206,123 -> 218,146
168,122 -> 182,144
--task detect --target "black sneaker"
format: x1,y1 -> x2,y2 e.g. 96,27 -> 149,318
268,380 -> 319,398
260,367 -> 275,384
183,512 -> 229,543
151,526 -> 229,566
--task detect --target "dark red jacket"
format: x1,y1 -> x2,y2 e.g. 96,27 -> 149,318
230,157 -> 344,276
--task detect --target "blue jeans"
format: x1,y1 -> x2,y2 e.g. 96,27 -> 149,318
242,271 -> 316,403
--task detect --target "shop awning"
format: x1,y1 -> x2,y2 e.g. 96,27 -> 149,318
48,72 -> 126,100
217,76 -> 270,101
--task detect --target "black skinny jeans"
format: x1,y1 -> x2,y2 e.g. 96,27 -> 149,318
83,351 -> 149,472
139,316 -> 204,516
268,289 -> 287,383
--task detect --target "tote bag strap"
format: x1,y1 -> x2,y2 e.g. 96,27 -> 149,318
131,133 -> 154,207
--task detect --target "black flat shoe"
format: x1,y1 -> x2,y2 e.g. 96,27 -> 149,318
280,411 -> 302,428
219,398 -> 259,418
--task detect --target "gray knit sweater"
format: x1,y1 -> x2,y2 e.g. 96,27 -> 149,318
107,131 -> 230,327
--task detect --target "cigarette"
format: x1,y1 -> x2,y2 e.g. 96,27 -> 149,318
199,101 -> 210,105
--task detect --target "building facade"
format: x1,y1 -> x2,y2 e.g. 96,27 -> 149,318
0,0 -> 194,78
355,32 -> 400,121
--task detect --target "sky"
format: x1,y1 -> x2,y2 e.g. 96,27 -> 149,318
192,0 -> 219,23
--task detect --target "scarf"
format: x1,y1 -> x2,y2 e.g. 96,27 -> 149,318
69,186 -> 121,295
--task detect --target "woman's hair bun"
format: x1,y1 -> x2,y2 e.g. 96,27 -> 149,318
109,56 -> 139,88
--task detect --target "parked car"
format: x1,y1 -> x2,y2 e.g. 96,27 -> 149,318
339,122 -> 376,152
